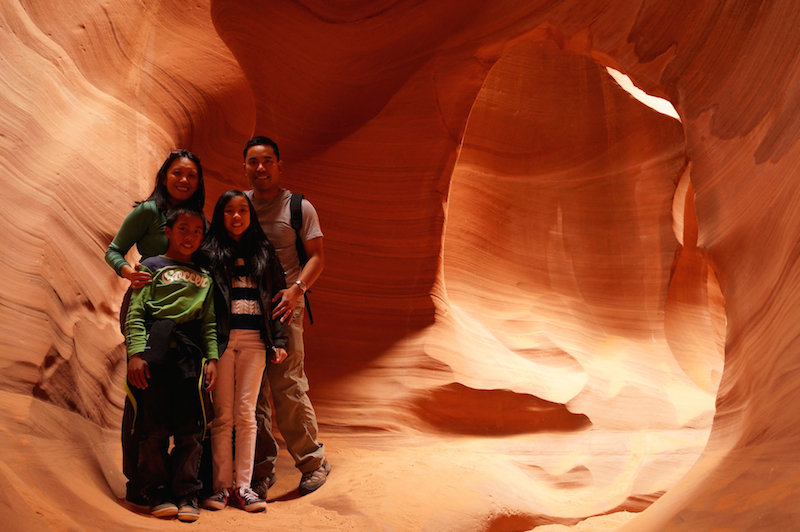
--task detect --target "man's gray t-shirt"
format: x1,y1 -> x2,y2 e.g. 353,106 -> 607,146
245,189 -> 323,290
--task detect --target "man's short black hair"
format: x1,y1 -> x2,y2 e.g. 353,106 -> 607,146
243,136 -> 280,161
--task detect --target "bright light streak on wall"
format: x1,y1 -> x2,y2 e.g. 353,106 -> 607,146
606,67 -> 681,122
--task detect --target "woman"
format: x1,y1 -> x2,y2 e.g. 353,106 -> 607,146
105,149 -> 205,506
106,149 -> 205,290
199,190 -> 289,512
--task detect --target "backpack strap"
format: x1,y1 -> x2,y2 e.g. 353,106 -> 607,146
290,193 -> 307,267
290,192 -> 313,324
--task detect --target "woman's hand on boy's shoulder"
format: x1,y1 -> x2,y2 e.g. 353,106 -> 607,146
128,354 -> 150,389
122,262 -> 152,290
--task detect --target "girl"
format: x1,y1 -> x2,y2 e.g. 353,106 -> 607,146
200,190 -> 289,512
105,149 -> 205,506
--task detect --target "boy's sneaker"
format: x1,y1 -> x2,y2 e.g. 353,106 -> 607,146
124,492 -> 149,512
200,488 -> 229,511
177,495 -> 200,522
298,459 -> 331,496
125,485 -> 148,508
149,496 -> 178,518
251,473 -> 277,500
230,487 -> 267,512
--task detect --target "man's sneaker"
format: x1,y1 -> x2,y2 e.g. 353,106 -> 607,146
230,487 -> 267,512
177,496 -> 200,522
200,489 -> 229,511
251,473 -> 277,500
149,496 -> 178,518
298,459 -> 331,496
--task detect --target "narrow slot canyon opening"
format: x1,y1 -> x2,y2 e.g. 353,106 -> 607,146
427,37 -> 726,521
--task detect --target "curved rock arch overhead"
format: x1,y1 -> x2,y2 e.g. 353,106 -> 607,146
1,0 -> 799,530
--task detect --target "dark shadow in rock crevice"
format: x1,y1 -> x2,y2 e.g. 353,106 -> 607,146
409,382 -> 591,436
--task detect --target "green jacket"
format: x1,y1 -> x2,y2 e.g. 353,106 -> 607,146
126,255 -> 218,361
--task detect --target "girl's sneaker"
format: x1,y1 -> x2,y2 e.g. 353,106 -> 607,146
231,487 -> 267,512
200,488 -> 229,511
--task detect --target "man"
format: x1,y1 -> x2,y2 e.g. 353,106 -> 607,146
243,136 -> 330,498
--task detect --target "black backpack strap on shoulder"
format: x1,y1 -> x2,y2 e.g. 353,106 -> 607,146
290,192 -> 313,324
290,193 -> 307,266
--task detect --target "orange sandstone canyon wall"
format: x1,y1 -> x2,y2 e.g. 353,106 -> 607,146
0,0 -> 798,530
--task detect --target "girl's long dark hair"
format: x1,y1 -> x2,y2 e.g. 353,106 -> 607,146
201,190 -> 282,293
136,149 -> 205,212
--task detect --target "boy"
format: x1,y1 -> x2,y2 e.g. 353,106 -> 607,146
126,206 -> 218,522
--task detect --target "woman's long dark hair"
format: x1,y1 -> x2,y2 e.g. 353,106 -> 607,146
201,190 -> 282,293
137,149 -> 205,211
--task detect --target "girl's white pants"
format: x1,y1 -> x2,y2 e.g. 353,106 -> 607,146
211,329 -> 266,490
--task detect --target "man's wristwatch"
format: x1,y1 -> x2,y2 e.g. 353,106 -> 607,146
294,280 -> 308,293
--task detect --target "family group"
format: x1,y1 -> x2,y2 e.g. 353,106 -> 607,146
104,137 -> 330,522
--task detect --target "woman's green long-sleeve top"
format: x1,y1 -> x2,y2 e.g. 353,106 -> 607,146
105,201 -> 168,276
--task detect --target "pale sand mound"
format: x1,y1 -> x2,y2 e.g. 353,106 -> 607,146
3,0 -> 800,530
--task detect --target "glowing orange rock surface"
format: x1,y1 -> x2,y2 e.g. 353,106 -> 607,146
0,0 -> 797,530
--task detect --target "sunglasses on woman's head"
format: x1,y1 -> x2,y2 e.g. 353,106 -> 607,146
170,149 -> 200,162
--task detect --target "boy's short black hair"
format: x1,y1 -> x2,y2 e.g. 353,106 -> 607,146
243,136 -> 280,161
165,206 -> 208,231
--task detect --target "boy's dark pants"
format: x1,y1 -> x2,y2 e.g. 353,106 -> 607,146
122,387 -> 143,501
137,363 -> 204,499
120,289 -> 145,502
